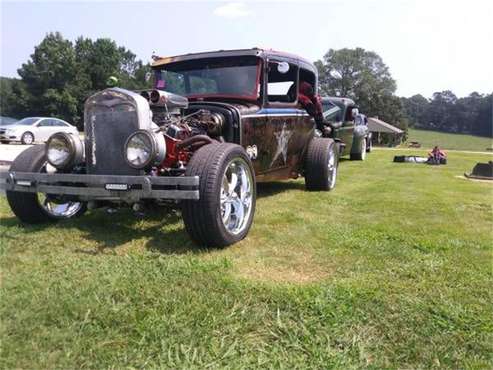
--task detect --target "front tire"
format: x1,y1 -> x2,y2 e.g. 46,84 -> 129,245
350,138 -> 366,160
182,143 -> 256,247
305,138 -> 338,191
6,145 -> 86,224
21,131 -> 34,145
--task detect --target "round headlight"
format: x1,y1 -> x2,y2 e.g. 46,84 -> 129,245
124,130 -> 166,169
46,132 -> 84,169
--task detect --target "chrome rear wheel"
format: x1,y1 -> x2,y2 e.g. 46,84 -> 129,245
327,148 -> 337,189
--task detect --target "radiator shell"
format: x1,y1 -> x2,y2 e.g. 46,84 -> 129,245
84,88 -> 152,175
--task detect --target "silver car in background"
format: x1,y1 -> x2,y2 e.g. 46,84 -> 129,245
0,117 -> 78,144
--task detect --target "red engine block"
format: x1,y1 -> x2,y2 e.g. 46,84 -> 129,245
160,135 -> 190,169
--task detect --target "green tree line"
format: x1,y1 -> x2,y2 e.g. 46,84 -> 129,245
1,33 -> 491,138
315,48 -> 408,136
315,47 -> 492,138
401,91 -> 492,137
0,32 -> 149,129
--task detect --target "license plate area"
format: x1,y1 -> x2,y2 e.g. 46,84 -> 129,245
104,183 -> 129,191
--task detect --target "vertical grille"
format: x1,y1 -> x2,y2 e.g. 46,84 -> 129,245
84,88 -> 150,175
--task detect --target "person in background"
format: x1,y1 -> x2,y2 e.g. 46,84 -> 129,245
354,111 -> 368,126
296,81 -> 331,136
428,146 -> 447,163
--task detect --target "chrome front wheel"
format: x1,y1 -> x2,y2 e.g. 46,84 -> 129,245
182,143 -> 256,247
220,158 -> 254,235
37,163 -> 85,218
37,193 -> 84,218
6,145 -> 86,224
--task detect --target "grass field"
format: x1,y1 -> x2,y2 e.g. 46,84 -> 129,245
1,149 -> 492,369
405,128 -> 493,152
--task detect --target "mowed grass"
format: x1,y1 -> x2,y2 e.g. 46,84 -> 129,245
406,128 -> 493,152
1,150 -> 492,369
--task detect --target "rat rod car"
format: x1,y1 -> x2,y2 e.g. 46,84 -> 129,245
321,97 -> 371,160
0,48 -> 339,247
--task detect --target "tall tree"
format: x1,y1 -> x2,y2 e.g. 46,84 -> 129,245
471,93 -> 492,137
315,48 -> 402,125
401,94 -> 429,128
17,32 -> 79,121
9,32 -> 150,126
427,91 -> 458,132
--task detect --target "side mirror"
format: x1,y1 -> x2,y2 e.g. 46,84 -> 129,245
277,62 -> 290,74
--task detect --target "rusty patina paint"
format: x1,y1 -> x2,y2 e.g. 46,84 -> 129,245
241,109 -> 315,181
151,48 -> 321,181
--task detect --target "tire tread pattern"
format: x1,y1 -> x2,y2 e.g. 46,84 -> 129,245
7,145 -> 52,223
182,143 -> 256,247
305,138 -> 337,191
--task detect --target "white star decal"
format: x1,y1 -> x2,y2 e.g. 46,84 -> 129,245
270,122 -> 293,167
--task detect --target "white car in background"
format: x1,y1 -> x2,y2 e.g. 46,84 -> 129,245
0,117 -> 79,144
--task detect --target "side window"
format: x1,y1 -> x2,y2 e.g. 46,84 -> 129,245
52,120 -> 68,127
322,101 -> 342,121
38,119 -> 51,127
267,61 -> 297,103
299,68 -> 316,94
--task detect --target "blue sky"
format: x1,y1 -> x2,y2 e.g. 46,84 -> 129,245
1,0 -> 492,98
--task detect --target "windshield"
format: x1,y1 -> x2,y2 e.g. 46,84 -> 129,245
14,118 -> 39,126
154,56 -> 260,100
0,117 -> 17,126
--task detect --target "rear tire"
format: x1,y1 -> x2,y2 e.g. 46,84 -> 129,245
6,145 -> 86,224
182,143 -> 256,247
21,132 -> 34,145
0,140 -> 9,144
305,138 -> 338,191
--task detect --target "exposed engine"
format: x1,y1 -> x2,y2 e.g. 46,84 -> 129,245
140,89 -> 226,173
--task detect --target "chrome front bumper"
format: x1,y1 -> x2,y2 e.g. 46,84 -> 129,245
0,171 -> 199,201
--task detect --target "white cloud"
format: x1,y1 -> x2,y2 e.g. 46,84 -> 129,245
213,2 -> 252,19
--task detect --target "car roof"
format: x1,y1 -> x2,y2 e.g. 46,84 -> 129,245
21,117 -> 65,120
321,96 -> 356,106
151,47 -> 317,75
15,117 -> 70,124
